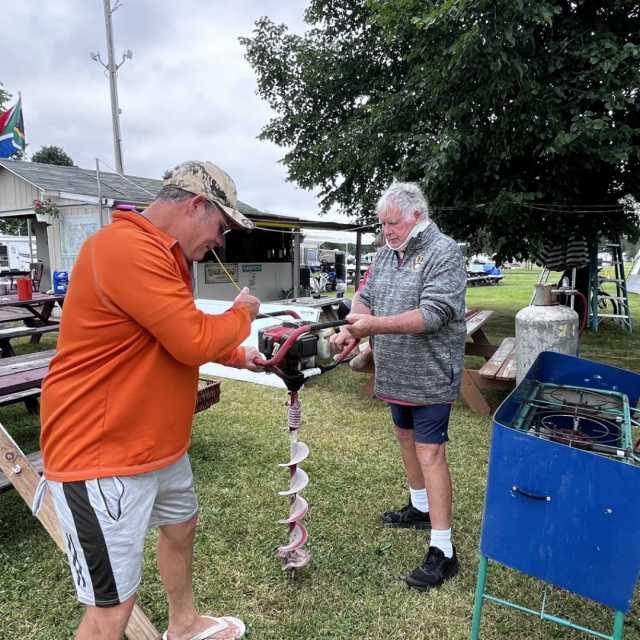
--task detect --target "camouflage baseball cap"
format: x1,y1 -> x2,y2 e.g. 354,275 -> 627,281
162,161 -> 255,230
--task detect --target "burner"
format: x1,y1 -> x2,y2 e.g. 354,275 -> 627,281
512,381 -> 635,463
537,413 -> 621,449
542,387 -> 623,413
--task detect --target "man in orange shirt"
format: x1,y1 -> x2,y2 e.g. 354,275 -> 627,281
38,161 -> 260,640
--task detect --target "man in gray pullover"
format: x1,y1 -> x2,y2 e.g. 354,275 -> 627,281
333,181 -> 467,590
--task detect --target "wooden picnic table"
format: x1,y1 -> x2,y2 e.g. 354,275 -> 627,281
358,309 -> 499,398
461,310 -> 516,415
357,309 -> 516,415
464,309 -> 498,358
0,291 -> 65,325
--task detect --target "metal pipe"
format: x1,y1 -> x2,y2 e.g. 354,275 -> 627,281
103,0 -> 124,174
26,218 -> 34,265
355,230 -> 362,290
96,159 -> 104,228
482,594 -> 618,640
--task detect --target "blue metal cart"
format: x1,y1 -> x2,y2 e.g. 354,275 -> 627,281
471,351 -> 640,640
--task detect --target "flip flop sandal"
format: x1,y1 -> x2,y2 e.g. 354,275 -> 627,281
162,615 -> 246,640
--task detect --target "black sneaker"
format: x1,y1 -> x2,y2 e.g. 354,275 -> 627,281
405,546 -> 459,591
381,503 -> 431,530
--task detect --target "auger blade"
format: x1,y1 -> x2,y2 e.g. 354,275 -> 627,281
276,521 -> 308,555
277,495 -> 309,524
277,468 -> 309,496
280,547 -> 312,571
278,441 -> 310,467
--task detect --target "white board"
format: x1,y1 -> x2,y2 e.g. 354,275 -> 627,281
196,299 -> 321,388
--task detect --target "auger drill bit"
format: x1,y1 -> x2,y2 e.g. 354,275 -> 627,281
276,390 -> 311,571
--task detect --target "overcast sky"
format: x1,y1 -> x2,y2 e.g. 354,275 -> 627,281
2,1 -> 335,220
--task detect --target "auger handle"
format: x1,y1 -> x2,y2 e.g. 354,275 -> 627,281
253,323 -> 314,368
256,310 -> 302,320
253,320 -> 355,369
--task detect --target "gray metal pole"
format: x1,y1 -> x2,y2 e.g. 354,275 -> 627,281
103,0 -> 124,174
355,231 -> 362,290
292,229 -> 301,297
96,159 -> 104,227
26,218 -> 34,265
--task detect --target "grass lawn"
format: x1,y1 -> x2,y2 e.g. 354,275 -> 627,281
1,269 -> 639,639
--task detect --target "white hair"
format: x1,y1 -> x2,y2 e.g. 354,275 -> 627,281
375,181 -> 429,221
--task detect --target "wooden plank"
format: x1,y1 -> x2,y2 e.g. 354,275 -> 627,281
0,369 -> 49,395
496,349 -> 517,381
0,292 -> 64,308
465,309 -> 493,337
0,350 -> 55,376
465,342 -> 499,359
479,337 -> 515,379
0,387 -> 41,407
0,425 -> 160,639
0,325 -> 58,339
460,369 -> 491,415
0,450 -> 42,493
0,308 -> 33,324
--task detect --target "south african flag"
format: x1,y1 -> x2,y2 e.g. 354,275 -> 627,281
0,97 -> 25,158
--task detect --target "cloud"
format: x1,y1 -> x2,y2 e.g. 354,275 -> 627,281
1,1 -> 341,220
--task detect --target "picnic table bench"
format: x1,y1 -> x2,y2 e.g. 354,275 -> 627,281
0,325 -> 59,357
461,335 -> 517,416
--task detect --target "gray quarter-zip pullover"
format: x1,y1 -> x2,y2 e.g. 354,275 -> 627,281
359,222 -> 467,404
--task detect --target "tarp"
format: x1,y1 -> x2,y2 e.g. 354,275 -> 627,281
301,228 -> 376,246
628,249 -> 640,295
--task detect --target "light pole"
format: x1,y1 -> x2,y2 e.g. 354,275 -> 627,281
90,0 -> 132,175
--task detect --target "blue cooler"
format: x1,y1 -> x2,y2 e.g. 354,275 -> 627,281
53,270 -> 69,294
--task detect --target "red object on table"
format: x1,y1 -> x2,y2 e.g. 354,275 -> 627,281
16,277 -> 33,301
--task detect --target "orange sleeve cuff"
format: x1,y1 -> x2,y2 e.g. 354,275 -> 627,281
219,346 -> 247,369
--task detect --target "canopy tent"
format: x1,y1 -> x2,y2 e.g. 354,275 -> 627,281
300,228 -> 376,247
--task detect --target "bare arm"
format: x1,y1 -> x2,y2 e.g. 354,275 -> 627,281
349,292 -> 371,316
347,309 -> 425,338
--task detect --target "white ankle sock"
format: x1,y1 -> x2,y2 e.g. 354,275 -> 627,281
409,487 -> 429,513
430,528 -> 453,558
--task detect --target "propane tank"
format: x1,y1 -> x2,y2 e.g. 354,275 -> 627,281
515,284 -> 579,383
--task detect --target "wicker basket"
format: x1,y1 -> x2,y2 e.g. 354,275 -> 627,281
195,378 -> 221,413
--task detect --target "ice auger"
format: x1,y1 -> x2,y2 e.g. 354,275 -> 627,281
254,311 -> 357,572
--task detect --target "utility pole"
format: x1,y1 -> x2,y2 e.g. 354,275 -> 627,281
91,0 -> 132,175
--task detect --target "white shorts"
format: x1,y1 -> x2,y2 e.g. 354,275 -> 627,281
46,454 -> 198,607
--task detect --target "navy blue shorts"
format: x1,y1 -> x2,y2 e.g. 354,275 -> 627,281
388,403 -> 452,444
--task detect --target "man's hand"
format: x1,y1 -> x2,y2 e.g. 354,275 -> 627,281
346,313 -> 378,339
242,346 -> 264,372
233,286 -> 260,321
330,326 -> 359,359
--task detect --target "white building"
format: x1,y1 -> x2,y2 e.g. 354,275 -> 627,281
0,159 -> 370,298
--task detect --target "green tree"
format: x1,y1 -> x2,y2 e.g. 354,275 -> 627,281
31,145 -> 74,166
242,0 -> 640,260
0,83 -> 9,111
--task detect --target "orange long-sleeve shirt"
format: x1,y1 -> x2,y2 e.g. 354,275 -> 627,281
41,210 -> 251,482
